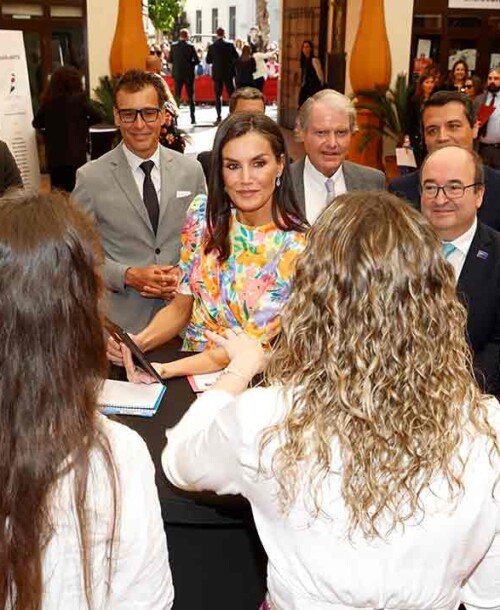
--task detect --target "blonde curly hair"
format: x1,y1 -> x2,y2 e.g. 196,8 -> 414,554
263,191 -> 496,537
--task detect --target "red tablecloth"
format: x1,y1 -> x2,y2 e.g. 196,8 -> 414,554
163,75 -> 278,105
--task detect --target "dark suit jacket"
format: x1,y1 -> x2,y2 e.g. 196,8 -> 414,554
169,40 -> 199,82
290,157 -> 386,216
197,150 -> 212,183
458,221 -> 500,396
0,139 -> 23,195
388,166 -> 500,232
33,94 -> 102,169
206,38 -> 238,81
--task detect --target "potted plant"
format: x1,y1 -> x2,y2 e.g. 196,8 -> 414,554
90,75 -> 122,159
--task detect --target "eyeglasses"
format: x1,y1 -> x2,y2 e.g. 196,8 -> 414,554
420,181 -> 483,199
116,107 -> 161,123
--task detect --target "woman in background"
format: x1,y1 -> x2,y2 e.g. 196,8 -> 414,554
465,75 -> 483,102
164,191 -> 500,610
0,191 -> 173,609
298,40 -> 324,108
112,113 -> 308,380
33,65 -> 102,191
406,69 -> 436,165
235,44 -> 257,89
446,59 -> 469,93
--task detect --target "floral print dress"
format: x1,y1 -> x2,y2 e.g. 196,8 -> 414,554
178,194 -> 306,351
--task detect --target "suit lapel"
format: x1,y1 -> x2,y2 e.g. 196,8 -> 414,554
458,223 -> 492,296
343,161 -> 361,192
158,147 -> 174,227
110,145 -> 153,233
293,157 -> 306,215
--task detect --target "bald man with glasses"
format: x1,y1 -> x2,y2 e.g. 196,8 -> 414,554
420,144 -> 500,396
72,69 -> 206,334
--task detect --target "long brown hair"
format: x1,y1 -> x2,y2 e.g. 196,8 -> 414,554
263,191 -> 497,537
0,191 -> 118,609
41,65 -> 84,104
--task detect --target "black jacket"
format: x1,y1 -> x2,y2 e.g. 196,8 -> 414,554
0,139 -> 23,195
169,40 -> 199,82
206,38 -> 238,81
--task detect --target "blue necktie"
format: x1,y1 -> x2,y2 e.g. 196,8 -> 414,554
441,242 -> 456,259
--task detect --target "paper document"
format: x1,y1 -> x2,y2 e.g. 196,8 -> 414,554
395,147 -> 417,168
99,379 -> 166,417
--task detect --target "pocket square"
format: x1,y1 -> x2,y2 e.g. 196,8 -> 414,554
176,190 -> 192,198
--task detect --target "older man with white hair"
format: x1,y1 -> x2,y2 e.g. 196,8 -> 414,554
290,89 -> 385,224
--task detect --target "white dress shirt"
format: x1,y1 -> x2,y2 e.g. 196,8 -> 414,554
444,217 -> 477,281
481,92 -> 500,144
303,156 -> 347,224
123,144 -> 162,204
164,386 -> 500,610
42,414 -> 173,609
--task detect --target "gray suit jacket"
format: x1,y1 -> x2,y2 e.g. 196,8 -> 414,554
290,157 -> 386,216
72,143 -> 206,333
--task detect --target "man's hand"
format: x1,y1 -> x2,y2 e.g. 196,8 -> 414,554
125,265 -> 180,299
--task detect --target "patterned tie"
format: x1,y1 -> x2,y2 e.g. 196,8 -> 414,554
325,178 -> 335,205
441,242 -> 457,259
140,160 -> 159,234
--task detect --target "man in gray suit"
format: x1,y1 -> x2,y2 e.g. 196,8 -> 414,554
72,70 -> 206,333
291,89 -> 385,223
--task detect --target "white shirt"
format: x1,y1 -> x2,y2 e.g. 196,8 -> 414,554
42,414 -> 173,609
253,51 -> 275,80
444,217 -> 477,280
123,144 -> 162,204
481,91 -> 500,144
164,386 -> 500,610
303,156 -> 347,224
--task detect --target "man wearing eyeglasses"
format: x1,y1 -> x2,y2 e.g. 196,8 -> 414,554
420,144 -> 500,396
389,90 -> 500,232
72,69 -> 206,334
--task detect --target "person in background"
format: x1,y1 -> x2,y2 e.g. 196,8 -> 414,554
206,27 -> 239,125
252,39 -> 276,92
474,69 -> 500,170
33,65 -> 102,192
163,190 -> 500,610
266,55 -> 280,79
298,40 -> 324,108
197,87 -> 266,181
169,28 -> 199,125
0,190 -> 173,609
235,44 -> 256,89
113,113 -> 308,380
234,38 -> 245,56
405,68 -> 436,165
446,58 -> 469,93
465,75 -> 483,103
291,89 -> 385,224
145,54 -> 178,115
0,138 -> 22,196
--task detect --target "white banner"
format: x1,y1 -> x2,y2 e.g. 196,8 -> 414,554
449,0 -> 500,8
0,30 -> 40,190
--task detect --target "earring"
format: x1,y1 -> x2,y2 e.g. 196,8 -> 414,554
276,176 -> 281,187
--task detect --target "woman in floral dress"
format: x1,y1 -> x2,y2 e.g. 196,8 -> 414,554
117,113 -> 308,380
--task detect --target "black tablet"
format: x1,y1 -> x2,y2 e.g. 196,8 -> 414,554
106,319 -> 167,386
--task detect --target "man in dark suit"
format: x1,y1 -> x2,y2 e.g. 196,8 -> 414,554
169,29 -> 199,125
0,139 -> 23,196
420,144 -> 500,396
290,89 -> 385,224
206,27 -> 238,124
474,69 -> 500,170
389,90 -> 500,231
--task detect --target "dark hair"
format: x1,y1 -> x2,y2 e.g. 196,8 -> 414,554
229,86 -> 265,113
216,27 -> 225,37
467,75 -> 483,97
113,69 -> 167,107
41,65 -> 84,104
0,191 -> 118,609
205,112 -> 308,260
240,43 -> 253,61
422,90 -> 474,128
415,70 -> 436,99
300,40 -> 315,72
447,59 -> 469,87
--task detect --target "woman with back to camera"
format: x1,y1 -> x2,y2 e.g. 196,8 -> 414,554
298,40 -> 324,108
0,191 -> 173,609
33,65 -> 102,192
235,44 -> 257,89
111,112 -> 308,381
163,191 -> 500,610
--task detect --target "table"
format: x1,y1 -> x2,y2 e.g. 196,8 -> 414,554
112,345 -> 267,610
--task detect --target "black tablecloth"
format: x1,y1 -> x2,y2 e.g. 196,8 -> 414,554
110,343 -> 267,609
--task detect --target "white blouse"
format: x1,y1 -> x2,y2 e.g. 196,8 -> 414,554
163,386 -> 500,610
42,414 -> 173,609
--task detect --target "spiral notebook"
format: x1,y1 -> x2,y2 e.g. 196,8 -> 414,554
99,379 -> 166,417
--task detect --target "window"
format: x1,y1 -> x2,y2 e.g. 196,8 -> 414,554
211,8 -> 218,34
229,6 -> 236,40
196,9 -> 202,35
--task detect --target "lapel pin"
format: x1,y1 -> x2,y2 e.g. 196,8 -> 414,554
477,250 -> 488,260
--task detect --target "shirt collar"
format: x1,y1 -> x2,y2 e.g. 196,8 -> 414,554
122,143 -> 161,173
304,155 -> 344,188
447,216 -> 477,255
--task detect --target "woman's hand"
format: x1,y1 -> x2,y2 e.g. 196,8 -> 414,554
121,343 -> 171,384
206,328 -> 268,380
106,332 -> 144,367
